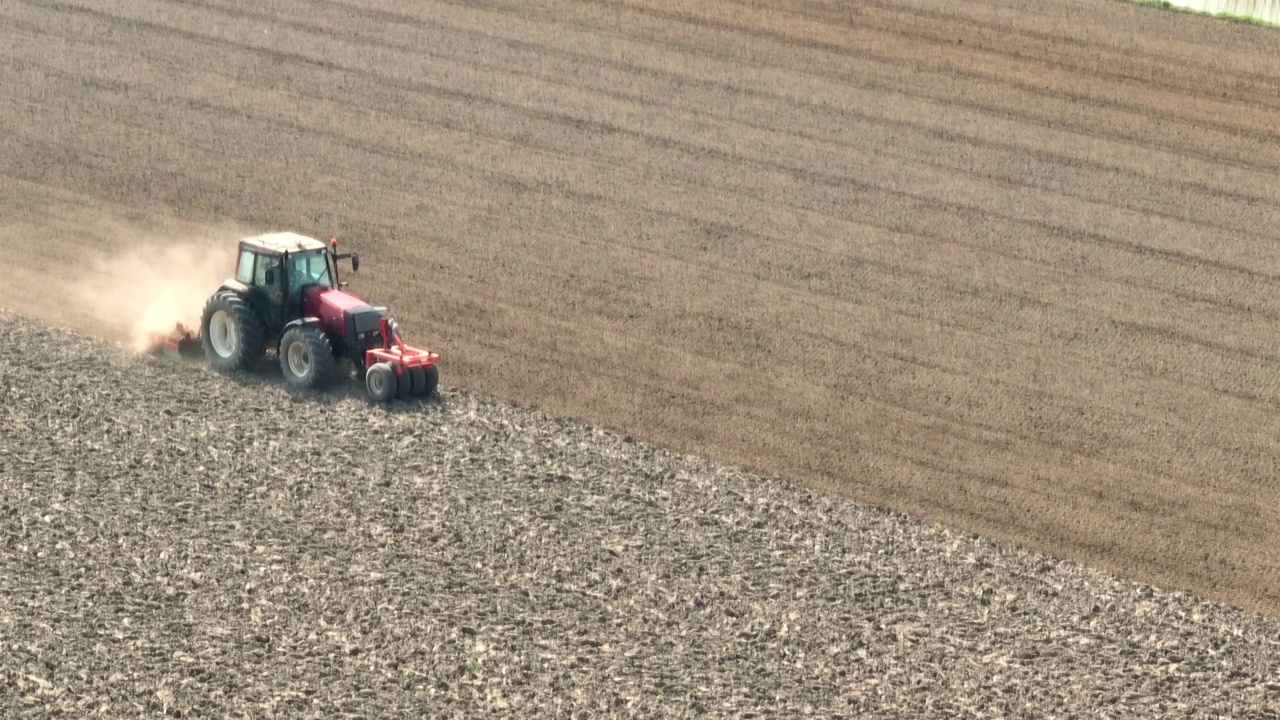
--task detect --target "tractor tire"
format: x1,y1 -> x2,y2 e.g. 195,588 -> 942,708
279,325 -> 335,389
201,291 -> 267,373
408,366 -> 426,396
423,365 -> 439,398
365,362 -> 397,402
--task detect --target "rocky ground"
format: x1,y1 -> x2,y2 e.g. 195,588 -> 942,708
3,311 -> 1280,718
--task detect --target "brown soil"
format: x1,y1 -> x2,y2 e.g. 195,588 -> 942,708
8,313 -> 1280,717
4,0 -> 1280,617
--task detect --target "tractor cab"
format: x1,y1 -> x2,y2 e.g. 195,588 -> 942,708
232,232 -> 359,328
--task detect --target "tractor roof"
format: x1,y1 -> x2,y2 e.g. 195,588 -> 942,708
241,232 -> 328,255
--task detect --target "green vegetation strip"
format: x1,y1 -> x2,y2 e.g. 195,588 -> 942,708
1125,0 -> 1279,25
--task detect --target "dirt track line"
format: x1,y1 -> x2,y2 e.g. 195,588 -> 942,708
182,0 -> 1280,233
10,0 -> 1280,254
596,0 -> 1280,141
11,37 -> 1264,319
12,20 -> 1276,263
787,0 -> 1280,109
470,0 -> 1280,146
7,57 -> 1280,430
430,0 -> 1280,173
10,37 -> 1280,420
173,0 -> 1280,214
50,0 -> 1274,186
240,0 -> 1280,245
847,0 -> 1280,73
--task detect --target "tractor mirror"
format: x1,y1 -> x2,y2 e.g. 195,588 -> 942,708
351,253 -> 360,272
265,268 -> 276,285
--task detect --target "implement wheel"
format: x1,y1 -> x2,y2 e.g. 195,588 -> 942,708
408,366 -> 426,396
365,362 -> 397,402
423,365 -> 439,398
395,365 -> 412,399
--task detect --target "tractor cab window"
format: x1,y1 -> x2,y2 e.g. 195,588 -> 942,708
236,249 -> 255,284
286,250 -> 334,300
253,254 -> 280,288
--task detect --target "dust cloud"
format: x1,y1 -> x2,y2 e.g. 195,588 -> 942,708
70,240 -> 239,353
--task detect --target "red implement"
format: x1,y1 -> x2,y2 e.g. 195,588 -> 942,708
148,323 -> 202,360
366,316 -> 440,373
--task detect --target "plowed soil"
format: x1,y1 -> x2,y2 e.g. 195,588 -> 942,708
5,0 -> 1280,624
5,312 -> 1280,717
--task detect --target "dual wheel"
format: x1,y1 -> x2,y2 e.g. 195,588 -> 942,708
365,362 -> 438,402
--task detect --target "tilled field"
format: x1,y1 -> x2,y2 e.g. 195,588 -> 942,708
4,312 -> 1280,717
6,0 -> 1280,619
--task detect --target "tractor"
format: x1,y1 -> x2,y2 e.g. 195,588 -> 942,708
156,232 -> 439,401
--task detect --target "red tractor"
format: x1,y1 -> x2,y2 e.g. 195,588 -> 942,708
157,232 -> 439,401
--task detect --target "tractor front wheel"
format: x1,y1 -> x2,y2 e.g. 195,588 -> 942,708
201,291 -> 266,372
279,325 -> 335,389
365,362 -> 398,402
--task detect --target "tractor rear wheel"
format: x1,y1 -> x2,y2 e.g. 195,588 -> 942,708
365,362 -> 397,402
201,291 -> 266,372
279,325 -> 335,389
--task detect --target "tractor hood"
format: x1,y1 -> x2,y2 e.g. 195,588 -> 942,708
304,285 -> 367,315
302,286 -> 385,342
